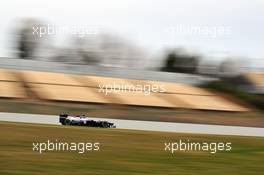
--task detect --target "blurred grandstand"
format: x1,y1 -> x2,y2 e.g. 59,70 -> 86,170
0,58 -> 249,112
239,72 -> 264,95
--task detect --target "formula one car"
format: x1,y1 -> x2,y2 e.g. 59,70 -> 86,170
59,114 -> 116,128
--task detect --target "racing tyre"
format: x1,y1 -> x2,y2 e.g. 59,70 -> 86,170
64,119 -> 71,125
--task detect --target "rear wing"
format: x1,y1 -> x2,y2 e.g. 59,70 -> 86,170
59,114 -> 68,124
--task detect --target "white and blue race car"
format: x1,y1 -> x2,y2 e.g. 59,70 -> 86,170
59,114 -> 116,128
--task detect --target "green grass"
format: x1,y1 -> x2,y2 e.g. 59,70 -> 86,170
0,122 -> 264,175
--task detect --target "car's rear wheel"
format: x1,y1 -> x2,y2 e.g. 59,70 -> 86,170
64,119 -> 71,125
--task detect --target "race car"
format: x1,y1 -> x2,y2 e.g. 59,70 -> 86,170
59,114 -> 116,128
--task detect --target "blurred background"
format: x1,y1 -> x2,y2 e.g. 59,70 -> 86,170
0,0 -> 263,125
0,0 -> 263,72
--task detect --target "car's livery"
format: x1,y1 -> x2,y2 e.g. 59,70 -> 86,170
59,114 -> 116,128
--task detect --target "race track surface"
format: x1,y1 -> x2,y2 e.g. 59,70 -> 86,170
0,112 -> 263,137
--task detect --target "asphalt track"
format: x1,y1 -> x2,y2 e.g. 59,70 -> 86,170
0,112 -> 263,137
